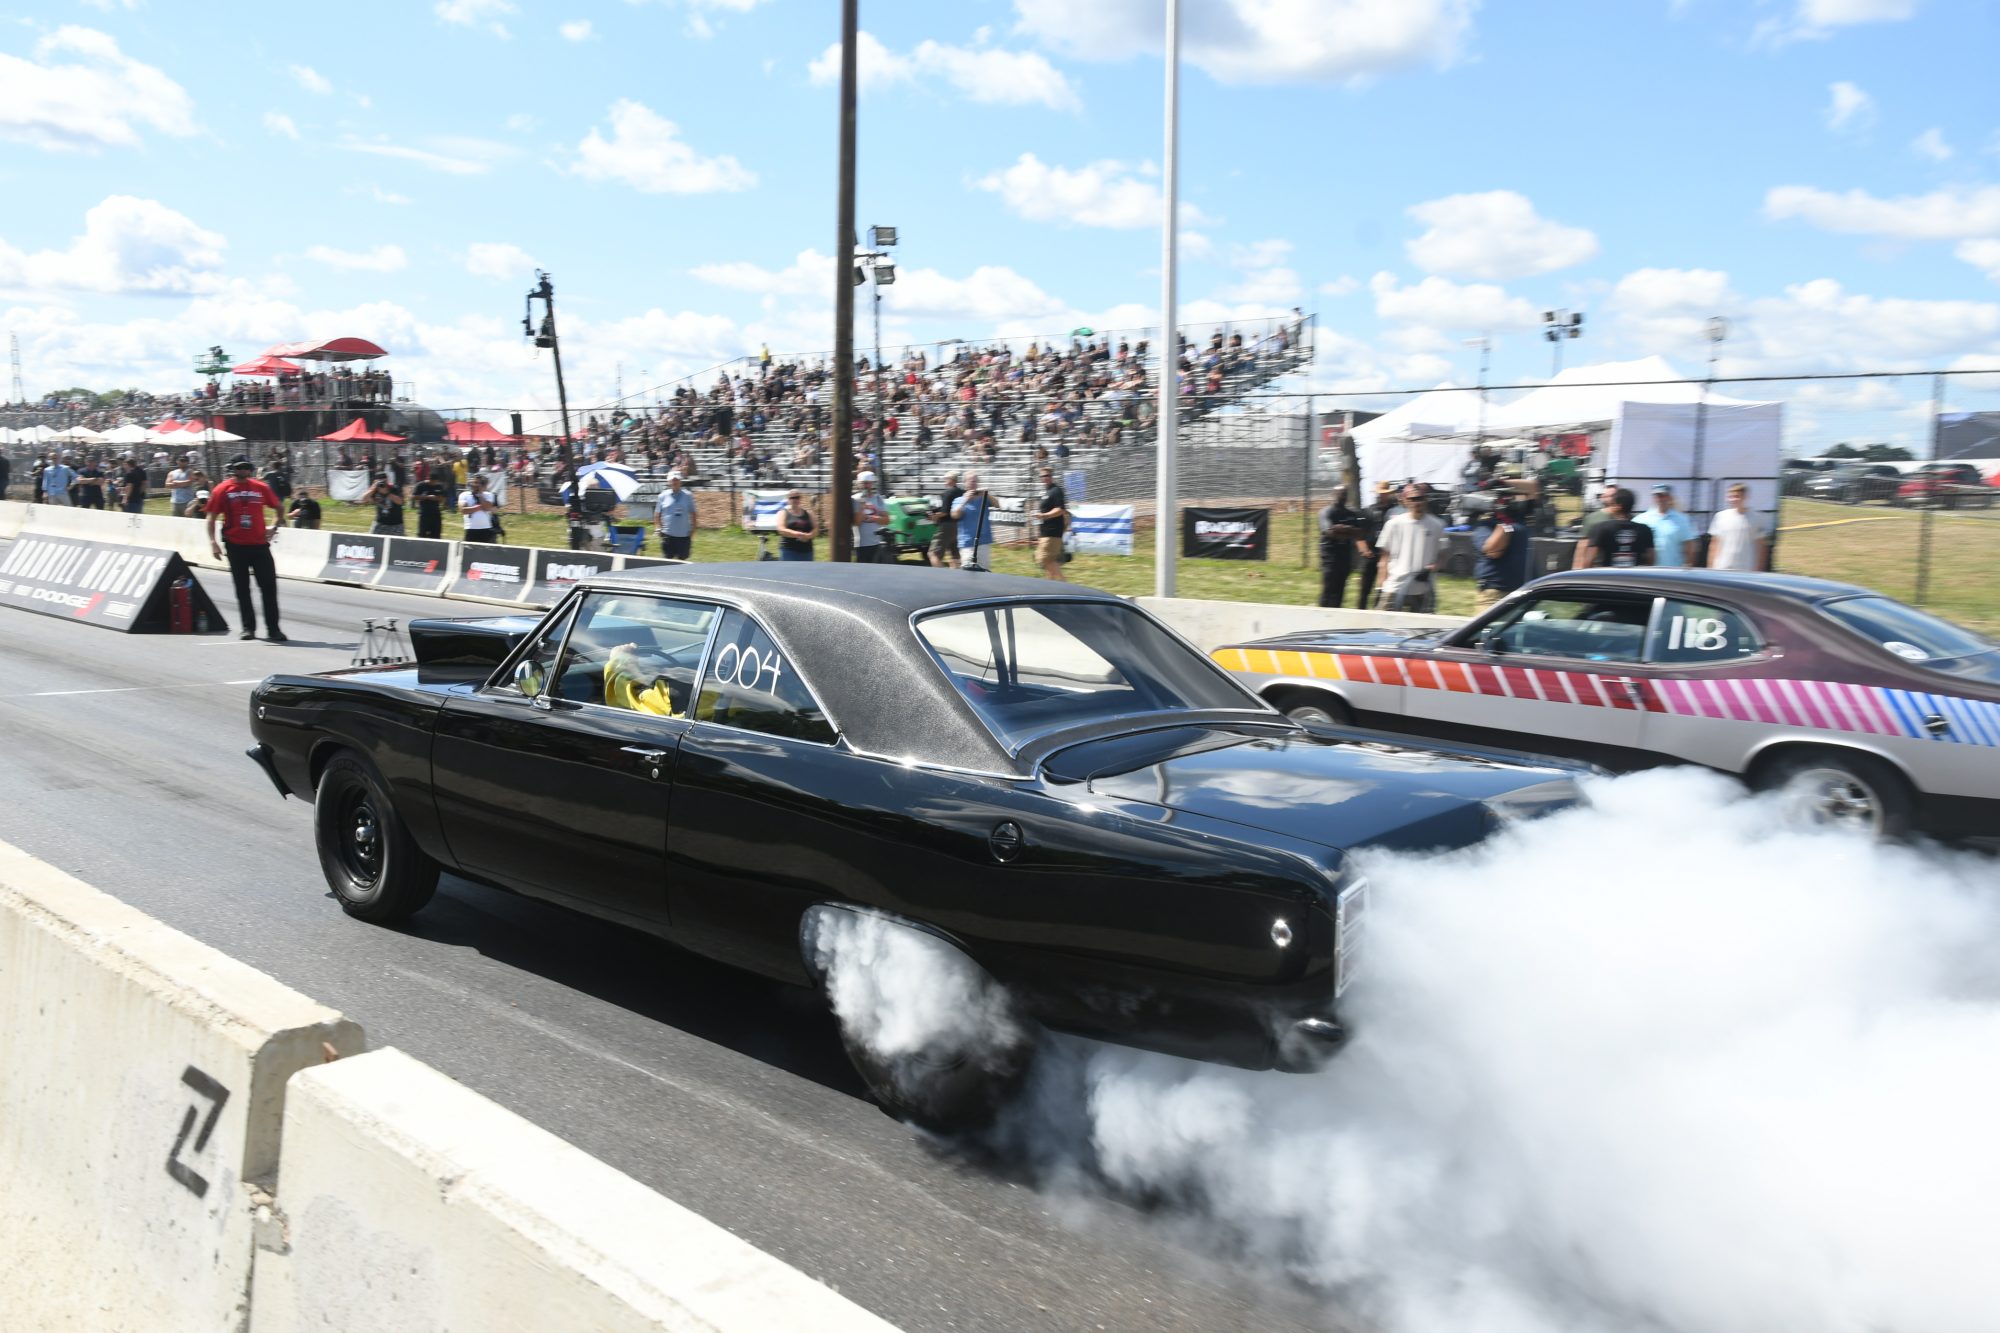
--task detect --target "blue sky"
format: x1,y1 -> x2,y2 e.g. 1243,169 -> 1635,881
1,0 -> 1996,442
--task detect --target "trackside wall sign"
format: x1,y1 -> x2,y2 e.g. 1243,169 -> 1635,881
378,538 -> 454,593
528,549 -> 613,606
0,534 -> 228,633
320,534 -> 386,584
451,543 -> 532,602
1182,507 -> 1270,561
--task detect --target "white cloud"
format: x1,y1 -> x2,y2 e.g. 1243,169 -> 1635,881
1011,0 -> 1475,85
1757,0 -> 1919,45
973,154 -> 1168,228
263,111 -> 300,141
289,64 -> 331,95
1764,184 -> 2000,240
1910,127 -> 1953,162
1404,190 -> 1599,281
1178,231 -> 1213,261
435,0 -> 514,36
1957,239 -> 2000,283
1319,275 -> 1359,297
341,135 -> 509,176
1824,81 -> 1874,133
0,26 -> 196,152
889,264 -> 1070,323
1370,272 -> 1539,333
0,195 -> 226,296
690,249 -> 833,297
304,244 -> 407,273
809,31 -> 1079,111
464,242 -> 536,280
571,100 -> 755,194
365,184 -> 411,205
559,19 -> 594,41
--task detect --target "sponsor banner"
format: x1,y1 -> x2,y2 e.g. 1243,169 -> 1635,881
1062,469 -> 1087,506
1183,506 -> 1270,561
450,543 -> 532,602
529,549 -> 614,606
1066,503 -> 1134,556
0,533 -> 227,633
320,533 -> 386,584
740,490 -> 787,532
377,538 -> 454,593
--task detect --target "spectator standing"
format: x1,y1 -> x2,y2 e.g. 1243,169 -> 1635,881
1376,485 -> 1445,611
776,490 -> 817,561
368,478 -> 406,535
460,475 -> 500,543
448,452 -> 468,512
654,472 -> 696,559
39,455 -> 77,506
73,457 -> 106,509
954,473 -> 994,569
1588,488 -> 1656,568
287,486 -> 322,529
1355,482 -> 1396,608
1707,483 -> 1770,571
167,457 -> 195,517
1636,485 -> 1696,567
412,474 -> 445,539
1471,499 -> 1531,611
206,456 -> 286,642
1572,483 -> 1622,568
119,455 -> 148,514
1315,484 -> 1369,608
852,471 -> 887,563
929,470 -> 963,569
1032,465 -> 1068,581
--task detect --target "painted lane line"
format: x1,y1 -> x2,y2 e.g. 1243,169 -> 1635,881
25,680 -> 261,698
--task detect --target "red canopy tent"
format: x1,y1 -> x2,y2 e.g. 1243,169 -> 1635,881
231,354 -> 304,377
317,416 -> 406,444
263,337 -> 388,363
152,417 -> 184,433
445,420 -> 520,444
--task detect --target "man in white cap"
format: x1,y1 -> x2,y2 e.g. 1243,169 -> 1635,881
852,470 -> 887,563
654,471 -> 695,559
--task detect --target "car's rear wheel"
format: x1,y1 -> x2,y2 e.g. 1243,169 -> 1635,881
839,1011 -> 1037,1136
1272,689 -> 1355,727
1756,750 -> 1913,838
314,752 -> 439,922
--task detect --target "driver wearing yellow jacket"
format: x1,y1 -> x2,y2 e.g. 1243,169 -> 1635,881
604,641 -> 679,716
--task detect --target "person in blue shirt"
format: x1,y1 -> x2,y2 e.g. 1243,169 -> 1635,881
1636,484 -> 1697,567
1470,496 -> 1532,611
39,455 -> 77,505
953,472 -> 993,570
653,472 -> 696,560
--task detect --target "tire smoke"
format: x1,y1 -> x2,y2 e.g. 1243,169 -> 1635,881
1013,768 -> 2000,1332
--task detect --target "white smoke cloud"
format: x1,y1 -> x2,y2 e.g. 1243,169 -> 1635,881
832,766 -> 2000,1331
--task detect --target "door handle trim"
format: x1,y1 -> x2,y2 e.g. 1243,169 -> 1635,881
620,746 -> 670,763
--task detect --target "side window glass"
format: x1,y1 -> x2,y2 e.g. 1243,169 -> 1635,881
504,600 -> 576,698
1486,595 -> 1650,663
554,593 -> 719,711
695,610 -> 837,744
1651,599 -> 1760,664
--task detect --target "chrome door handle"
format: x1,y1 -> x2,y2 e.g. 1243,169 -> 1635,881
620,746 -> 670,764
1923,714 -> 1950,737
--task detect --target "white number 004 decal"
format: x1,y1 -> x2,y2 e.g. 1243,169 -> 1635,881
1666,615 -> 1730,652
712,641 -> 785,692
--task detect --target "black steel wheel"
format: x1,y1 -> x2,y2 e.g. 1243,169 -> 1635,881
839,1003 -> 1037,1136
314,752 -> 440,923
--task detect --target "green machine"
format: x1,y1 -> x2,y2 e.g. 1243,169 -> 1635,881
882,496 -> 939,562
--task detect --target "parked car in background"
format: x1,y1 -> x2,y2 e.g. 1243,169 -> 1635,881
1895,462 -> 1998,509
1781,457 -> 1838,496
1215,569 -> 2000,842
1806,463 -> 1905,505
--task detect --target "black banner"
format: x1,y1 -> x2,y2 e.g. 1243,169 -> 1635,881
378,537 -> 453,592
0,534 -> 227,634
1182,507 -> 1270,561
320,533 -> 386,584
529,549 -> 614,605
451,542 -> 532,601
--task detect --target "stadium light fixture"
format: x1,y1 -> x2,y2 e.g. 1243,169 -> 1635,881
1541,308 -> 1584,376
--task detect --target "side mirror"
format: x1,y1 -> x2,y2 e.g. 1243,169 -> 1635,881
513,660 -> 541,698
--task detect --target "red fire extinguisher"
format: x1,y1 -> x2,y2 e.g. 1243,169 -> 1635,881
169,577 -> 193,634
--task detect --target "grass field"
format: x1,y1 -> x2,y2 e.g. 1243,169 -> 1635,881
142,492 -> 1998,634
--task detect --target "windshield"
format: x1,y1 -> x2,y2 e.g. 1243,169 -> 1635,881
1820,596 -> 1999,679
916,600 -> 1264,752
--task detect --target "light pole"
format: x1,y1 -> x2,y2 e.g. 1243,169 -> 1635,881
1464,335 -> 1492,444
1542,308 -> 1583,377
828,0 -> 858,562
523,270 -> 582,548
1155,0 -> 1181,597
855,226 -> 896,490
1689,315 -> 1727,526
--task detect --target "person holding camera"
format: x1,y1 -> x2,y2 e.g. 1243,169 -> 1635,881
461,474 -> 502,544
928,471 -> 963,569
1316,483 -> 1371,608
1376,485 -> 1444,612
1470,496 -> 1531,611
367,476 -> 405,535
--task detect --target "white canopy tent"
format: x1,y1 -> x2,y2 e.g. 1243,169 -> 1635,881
1349,384 -> 1488,497
102,423 -> 153,446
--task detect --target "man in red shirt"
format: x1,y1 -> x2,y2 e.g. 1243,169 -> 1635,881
206,456 -> 287,642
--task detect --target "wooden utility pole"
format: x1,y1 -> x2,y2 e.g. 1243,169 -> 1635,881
829,0 -> 858,562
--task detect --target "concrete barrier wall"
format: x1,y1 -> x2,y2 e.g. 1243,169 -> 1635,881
0,837 -> 365,1331
251,1048 -> 899,1333
1137,594 -> 1463,651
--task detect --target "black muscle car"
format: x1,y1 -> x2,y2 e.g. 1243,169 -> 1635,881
247,564 -> 1583,1129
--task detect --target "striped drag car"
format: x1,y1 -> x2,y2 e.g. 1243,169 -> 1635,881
1213,569 -> 2000,840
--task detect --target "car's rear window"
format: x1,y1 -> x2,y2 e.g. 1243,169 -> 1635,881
1820,596 -> 1999,680
916,601 -> 1260,751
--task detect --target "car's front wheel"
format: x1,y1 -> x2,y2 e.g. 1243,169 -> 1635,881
1271,689 -> 1355,727
314,752 -> 440,922
1756,750 -> 1913,838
